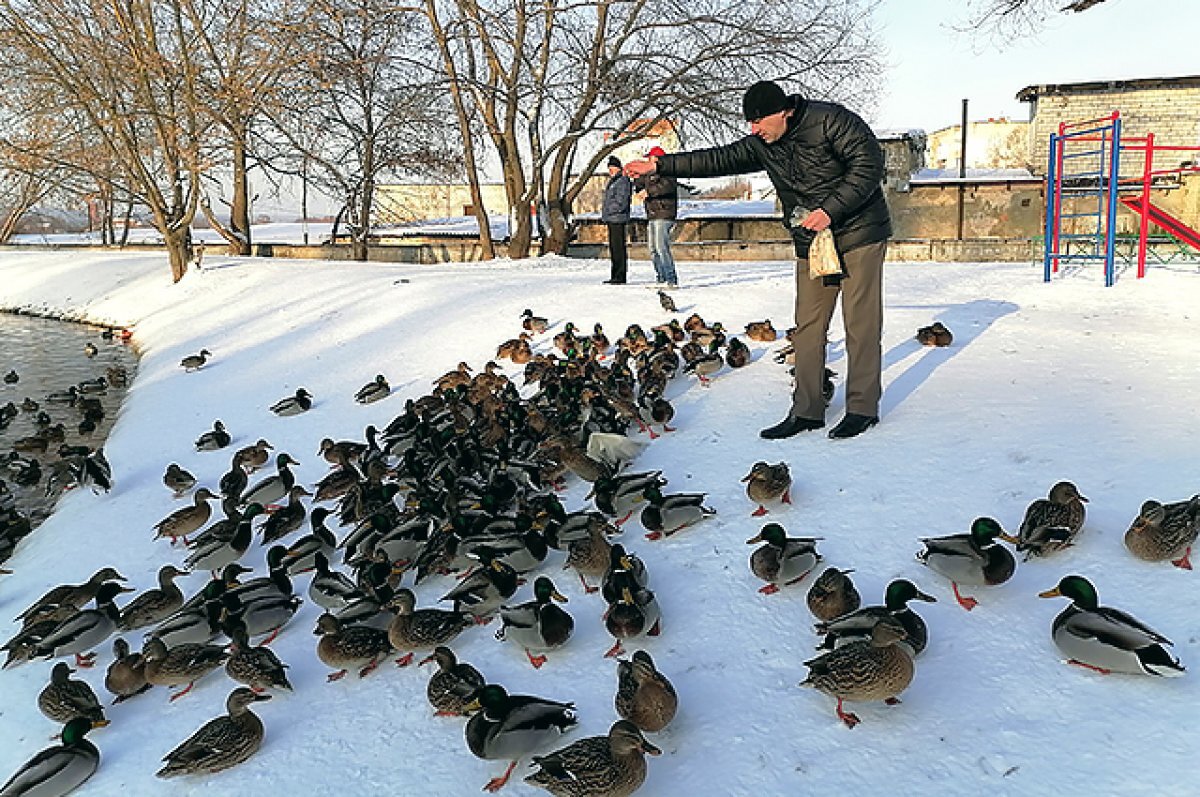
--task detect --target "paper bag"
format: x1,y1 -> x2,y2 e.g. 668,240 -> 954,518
808,228 -> 843,280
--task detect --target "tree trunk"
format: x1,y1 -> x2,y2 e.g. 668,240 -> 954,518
544,198 -> 573,255
163,226 -> 193,283
228,133 -> 252,255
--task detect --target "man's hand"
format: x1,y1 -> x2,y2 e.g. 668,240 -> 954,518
624,159 -> 657,179
799,208 -> 831,232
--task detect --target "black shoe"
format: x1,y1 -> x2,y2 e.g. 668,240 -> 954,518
828,413 -> 879,439
603,279 -> 626,285
759,416 -> 824,440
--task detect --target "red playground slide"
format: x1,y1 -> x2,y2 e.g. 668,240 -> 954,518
1119,196 -> 1200,252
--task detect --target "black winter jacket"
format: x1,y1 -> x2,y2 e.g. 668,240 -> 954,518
633,174 -> 678,221
655,96 -> 891,257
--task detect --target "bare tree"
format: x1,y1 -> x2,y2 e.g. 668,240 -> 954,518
269,0 -> 460,261
182,0 -> 308,255
961,0 -> 1109,35
427,0 -> 882,257
0,0 -> 216,281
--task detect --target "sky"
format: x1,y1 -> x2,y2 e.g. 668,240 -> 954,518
1,247 -> 1199,795
871,0 -> 1200,132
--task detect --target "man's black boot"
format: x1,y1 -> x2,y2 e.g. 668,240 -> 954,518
828,413 -> 879,439
759,416 -> 824,440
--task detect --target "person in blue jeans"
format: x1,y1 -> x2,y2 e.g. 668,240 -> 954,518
633,146 -> 679,287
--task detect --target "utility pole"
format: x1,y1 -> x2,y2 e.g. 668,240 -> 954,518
957,99 -> 968,240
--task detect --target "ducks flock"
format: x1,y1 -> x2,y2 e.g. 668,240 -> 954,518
2,296 -> 1197,796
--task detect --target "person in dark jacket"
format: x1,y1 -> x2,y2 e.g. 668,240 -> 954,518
601,155 -> 633,284
633,145 -> 679,287
626,79 -> 891,440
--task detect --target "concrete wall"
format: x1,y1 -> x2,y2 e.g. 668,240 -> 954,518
890,181 -> 1044,238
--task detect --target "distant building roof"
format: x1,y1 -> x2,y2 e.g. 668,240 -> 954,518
1016,75 -> 1200,102
875,129 -> 925,141
910,168 -> 1040,185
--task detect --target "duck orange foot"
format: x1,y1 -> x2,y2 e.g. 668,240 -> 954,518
395,652 -> 414,667
327,670 -> 348,682
526,651 -> 547,669
758,583 -> 780,595
751,505 -> 768,517
483,760 -> 519,793
951,583 -> 978,611
836,698 -> 861,729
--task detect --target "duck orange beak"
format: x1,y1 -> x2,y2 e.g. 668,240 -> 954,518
1037,587 -> 1062,599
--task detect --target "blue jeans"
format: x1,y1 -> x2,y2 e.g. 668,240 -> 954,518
647,219 -> 677,285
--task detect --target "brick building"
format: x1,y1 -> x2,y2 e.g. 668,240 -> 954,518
1017,75 -> 1200,176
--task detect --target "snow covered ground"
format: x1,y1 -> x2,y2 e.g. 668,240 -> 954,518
0,248 -> 1198,796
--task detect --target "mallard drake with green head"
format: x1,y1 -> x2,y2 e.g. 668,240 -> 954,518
1016,481 -> 1088,559
307,551 -> 361,611
148,584 -> 225,648
464,683 -> 578,793
163,463 -> 197,498
117,565 -> 189,631
421,645 -> 485,716
355,374 -> 391,404
496,577 -> 574,669
241,453 -> 299,509
640,486 -> 714,541
34,582 -> 133,668
601,545 -> 649,606
154,487 -> 218,546
603,569 -> 661,659
281,508 -> 337,574
314,612 -> 393,681
1038,575 -> 1184,676
220,592 -> 301,644
525,719 -> 660,797
439,554 -> 520,621
0,717 -> 101,796
14,568 -> 126,624
185,503 -> 261,573
180,349 -> 212,371
270,387 -> 312,416
388,588 -> 474,667
589,471 -> 665,527
225,620 -> 292,692
746,523 -> 822,595
194,420 -> 231,451
916,517 -> 1018,611
806,567 -> 860,622
800,617 -> 915,729
38,662 -> 108,726
226,546 -> 293,606
142,636 -> 229,701
522,309 -> 550,334
741,461 -> 792,516
1123,496 -> 1200,570
156,688 -> 271,778
259,485 -> 312,545
105,638 -> 150,704
614,650 -> 676,733
815,579 -> 936,657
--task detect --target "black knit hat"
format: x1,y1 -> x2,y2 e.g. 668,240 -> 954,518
742,80 -> 790,121
607,155 -> 622,168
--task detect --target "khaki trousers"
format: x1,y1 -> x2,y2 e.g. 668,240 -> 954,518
790,240 -> 887,420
